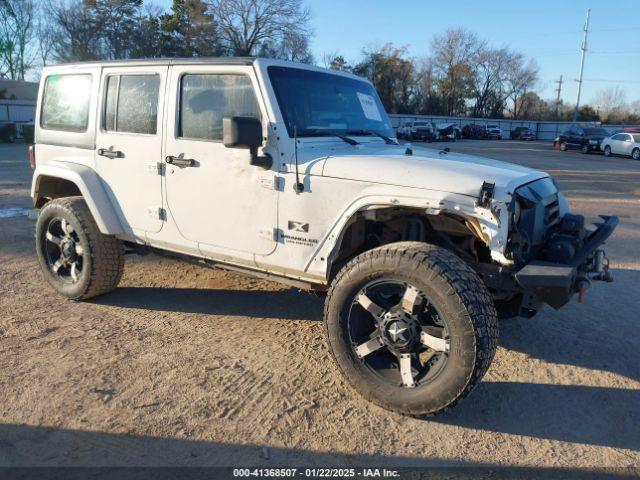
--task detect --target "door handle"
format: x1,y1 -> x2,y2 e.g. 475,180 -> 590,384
166,155 -> 196,167
97,148 -> 124,159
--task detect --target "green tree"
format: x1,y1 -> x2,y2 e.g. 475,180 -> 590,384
353,44 -> 416,114
158,0 -> 221,57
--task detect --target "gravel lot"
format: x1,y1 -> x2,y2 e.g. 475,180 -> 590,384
0,140 -> 638,473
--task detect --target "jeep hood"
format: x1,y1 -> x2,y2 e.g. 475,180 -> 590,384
316,143 -> 549,202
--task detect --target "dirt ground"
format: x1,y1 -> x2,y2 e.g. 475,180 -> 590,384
0,140 -> 639,471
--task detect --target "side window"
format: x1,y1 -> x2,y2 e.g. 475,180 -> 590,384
41,74 -> 92,132
178,74 -> 260,141
624,134 -> 633,142
612,134 -> 624,141
104,74 -> 160,135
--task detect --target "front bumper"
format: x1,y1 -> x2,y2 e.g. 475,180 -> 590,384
514,215 -> 618,309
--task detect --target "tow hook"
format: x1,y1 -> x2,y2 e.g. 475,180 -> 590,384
577,277 -> 591,304
591,249 -> 614,283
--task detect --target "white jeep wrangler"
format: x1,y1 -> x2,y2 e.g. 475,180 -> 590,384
31,58 -> 617,416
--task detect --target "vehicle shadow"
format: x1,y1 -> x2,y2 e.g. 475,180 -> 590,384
435,381 -> 640,452
95,286 -> 324,322
0,423 -> 634,478
499,268 -> 640,383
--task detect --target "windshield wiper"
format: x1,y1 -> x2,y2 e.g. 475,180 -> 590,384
297,129 -> 359,145
345,129 -> 397,145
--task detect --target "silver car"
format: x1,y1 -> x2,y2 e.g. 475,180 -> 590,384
601,132 -> 640,160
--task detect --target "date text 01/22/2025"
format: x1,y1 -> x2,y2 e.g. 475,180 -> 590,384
232,468 -> 400,478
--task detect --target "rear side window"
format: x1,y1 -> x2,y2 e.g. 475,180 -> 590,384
104,74 -> 160,135
41,74 -> 92,132
178,74 -> 260,141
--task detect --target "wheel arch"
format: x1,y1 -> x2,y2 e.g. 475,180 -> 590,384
304,194 -> 496,283
32,164 -> 125,234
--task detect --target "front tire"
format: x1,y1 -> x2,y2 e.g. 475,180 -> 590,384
560,141 -> 568,151
36,197 -> 124,300
581,144 -> 590,154
324,242 -> 498,416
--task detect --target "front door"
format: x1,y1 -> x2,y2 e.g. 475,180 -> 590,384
95,66 -> 167,234
163,65 -> 277,256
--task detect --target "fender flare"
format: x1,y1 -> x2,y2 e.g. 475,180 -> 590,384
31,163 -> 125,234
303,190 -> 488,280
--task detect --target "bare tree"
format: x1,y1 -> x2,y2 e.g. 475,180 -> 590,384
593,87 -> 628,122
430,28 -> 484,116
470,47 -> 511,117
207,0 -> 311,57
48,0 -> 102,62
504,54 -> 538,119
0,0 -> 36,79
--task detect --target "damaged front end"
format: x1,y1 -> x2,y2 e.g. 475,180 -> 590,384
502,177 -> 618,314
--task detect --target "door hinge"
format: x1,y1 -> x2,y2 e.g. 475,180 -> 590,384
258,228 -> 277,241
147,162 -> 164,175
148,206 -> 166,221
259,174 -> 280,191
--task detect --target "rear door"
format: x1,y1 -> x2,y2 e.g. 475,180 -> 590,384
95,66 -> 168,235
620,134 -> 634,155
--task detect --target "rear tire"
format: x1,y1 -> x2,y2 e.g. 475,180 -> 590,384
36,197 -> 124,300
324,242 -> 498,417
632,148 -> 640,160
581,144 -> 590,154
560,141 -> 568,151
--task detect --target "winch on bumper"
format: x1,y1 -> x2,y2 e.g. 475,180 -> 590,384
493,177 -> 619,313
514,215 -> 618,309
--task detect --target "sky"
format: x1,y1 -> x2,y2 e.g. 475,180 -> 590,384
154,0 -> 640,106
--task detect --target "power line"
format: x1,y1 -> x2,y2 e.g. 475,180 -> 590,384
583,79 -> 640,84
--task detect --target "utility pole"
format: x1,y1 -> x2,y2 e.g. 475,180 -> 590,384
555,75 -> 563,119
572,9 -> 591,122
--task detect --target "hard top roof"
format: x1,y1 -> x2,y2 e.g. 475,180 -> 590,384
42,57 -> 366,82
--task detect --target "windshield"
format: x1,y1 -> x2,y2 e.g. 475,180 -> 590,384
583,128 -> 609,136
414,122 -> 429,126
268,66 -> 393,138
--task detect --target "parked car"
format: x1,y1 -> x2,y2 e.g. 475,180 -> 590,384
510,127 -> 535,141
0,121 -> 17,143
22,123 -> 35,143
435,123 -> 457,142
408,121 -> 435,141
31,57 -> 618,417
555,125 -> 610,153
462,123 -> 488,139
601,132 -> 640,160
486,124 -> 502,139
397,121 -> 413,139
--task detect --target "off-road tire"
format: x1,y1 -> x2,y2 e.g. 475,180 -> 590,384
632,148 -> 640,161
324,241 -> 499,416
36,197 -> 124,300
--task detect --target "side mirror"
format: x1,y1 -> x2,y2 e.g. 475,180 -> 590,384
223,116 -> 272,169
